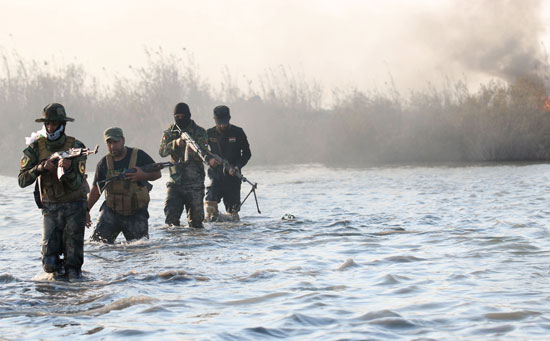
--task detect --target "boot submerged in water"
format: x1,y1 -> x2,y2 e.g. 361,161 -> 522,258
204,201 -> 219,222
66,267 -> 82,281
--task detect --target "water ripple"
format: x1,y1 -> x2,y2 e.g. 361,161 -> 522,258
223,292 -> 289,305
484,311 -> 542,321
1,166 -> 549,339
286,313 -> 338,326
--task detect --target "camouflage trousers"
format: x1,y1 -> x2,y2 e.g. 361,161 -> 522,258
41,201 -> 86,273
91,203 -> 149,243
164,183 -> 204,228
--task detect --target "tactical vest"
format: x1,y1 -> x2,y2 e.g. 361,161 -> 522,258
37,136 -> 87,203
104,148 -> 150,216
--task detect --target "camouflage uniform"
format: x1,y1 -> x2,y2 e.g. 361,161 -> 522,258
159,120 -> 210,228
91,205 -> 148,243
18,103 -> 88,278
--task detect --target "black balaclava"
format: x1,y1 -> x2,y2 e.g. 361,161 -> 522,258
174,102 -> 191,128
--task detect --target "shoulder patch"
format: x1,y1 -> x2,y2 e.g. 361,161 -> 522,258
20,155 -> 30,168
78,160 -> 86,174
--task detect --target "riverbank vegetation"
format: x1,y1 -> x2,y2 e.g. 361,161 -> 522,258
2,48 -> 550,176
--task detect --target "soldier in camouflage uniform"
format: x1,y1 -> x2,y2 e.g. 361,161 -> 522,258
159,102 -> 211,228
18,103 -> 89,280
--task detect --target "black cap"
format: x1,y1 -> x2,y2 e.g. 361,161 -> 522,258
213,105 -> 230,124
174,102 -> 191,117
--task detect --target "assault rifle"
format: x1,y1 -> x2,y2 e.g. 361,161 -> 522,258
48,145 -> 99,179
34,145 -> 99,209
180,132 -> 261,214
97,161 -> 177,191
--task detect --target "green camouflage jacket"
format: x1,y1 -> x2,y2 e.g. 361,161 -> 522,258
18,135 -> 87,202
159,120 -> 209,186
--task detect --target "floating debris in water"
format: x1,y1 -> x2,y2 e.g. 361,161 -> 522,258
281,214 -> 296,221
337,259 -> 359,271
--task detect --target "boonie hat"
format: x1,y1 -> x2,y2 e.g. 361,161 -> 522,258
35,103 -> 75,122
104,127 -> 124,141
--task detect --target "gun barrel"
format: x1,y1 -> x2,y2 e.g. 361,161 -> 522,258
181,132 -> 257,188
181,132 -> 209,162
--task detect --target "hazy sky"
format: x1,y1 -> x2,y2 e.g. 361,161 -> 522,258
1,0 -> 550,96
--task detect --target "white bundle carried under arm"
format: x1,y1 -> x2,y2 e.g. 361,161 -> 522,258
25,127 -> 47,145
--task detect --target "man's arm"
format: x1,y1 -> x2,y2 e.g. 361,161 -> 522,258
126,150 -> 162,182
86,183 -> 101,228
59,155 -> 85,190
125,167 -> 161,182
87,183 -> 101,211
235,129 -> 251,169
59,140 -> 87,191
196,128 -> 211,157
18,144 -> 41,188
159,129 -> 180,158
143,168 -> 161,181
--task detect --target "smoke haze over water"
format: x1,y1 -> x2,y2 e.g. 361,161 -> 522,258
2,1 -> 550,176
417,0 -> 546,82
1,0 -> 549,94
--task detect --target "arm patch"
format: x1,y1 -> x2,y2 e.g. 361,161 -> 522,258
20,155 -> 30,168
78,160 -> 86,174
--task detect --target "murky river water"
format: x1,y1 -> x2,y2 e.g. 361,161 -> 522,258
0,164 -> 549,340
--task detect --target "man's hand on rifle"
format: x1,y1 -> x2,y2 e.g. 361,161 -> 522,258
228,166 -> 238,177
175,137 -> 186,149
58,158 -> 72,170
125,166 -> 146,182
185,144 -> 195,156
208,158 -> 220,167
39,159 -> 57,173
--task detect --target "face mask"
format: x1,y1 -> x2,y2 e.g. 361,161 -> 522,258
175,114 -> 191,128
46,123 -> 65,141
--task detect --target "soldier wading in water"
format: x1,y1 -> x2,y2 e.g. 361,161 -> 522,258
159,102 -> 211,228
18,103 -> 90,280
87,127 -> 161,243
205,105 -> 251,221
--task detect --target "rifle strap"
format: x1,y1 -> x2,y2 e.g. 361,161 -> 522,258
106,147 -> 138,171
106,154 -> 114,171
129,148 -> 138,168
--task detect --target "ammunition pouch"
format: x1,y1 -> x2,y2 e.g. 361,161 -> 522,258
104,148 -> 150,216
37,136 -> 85,203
